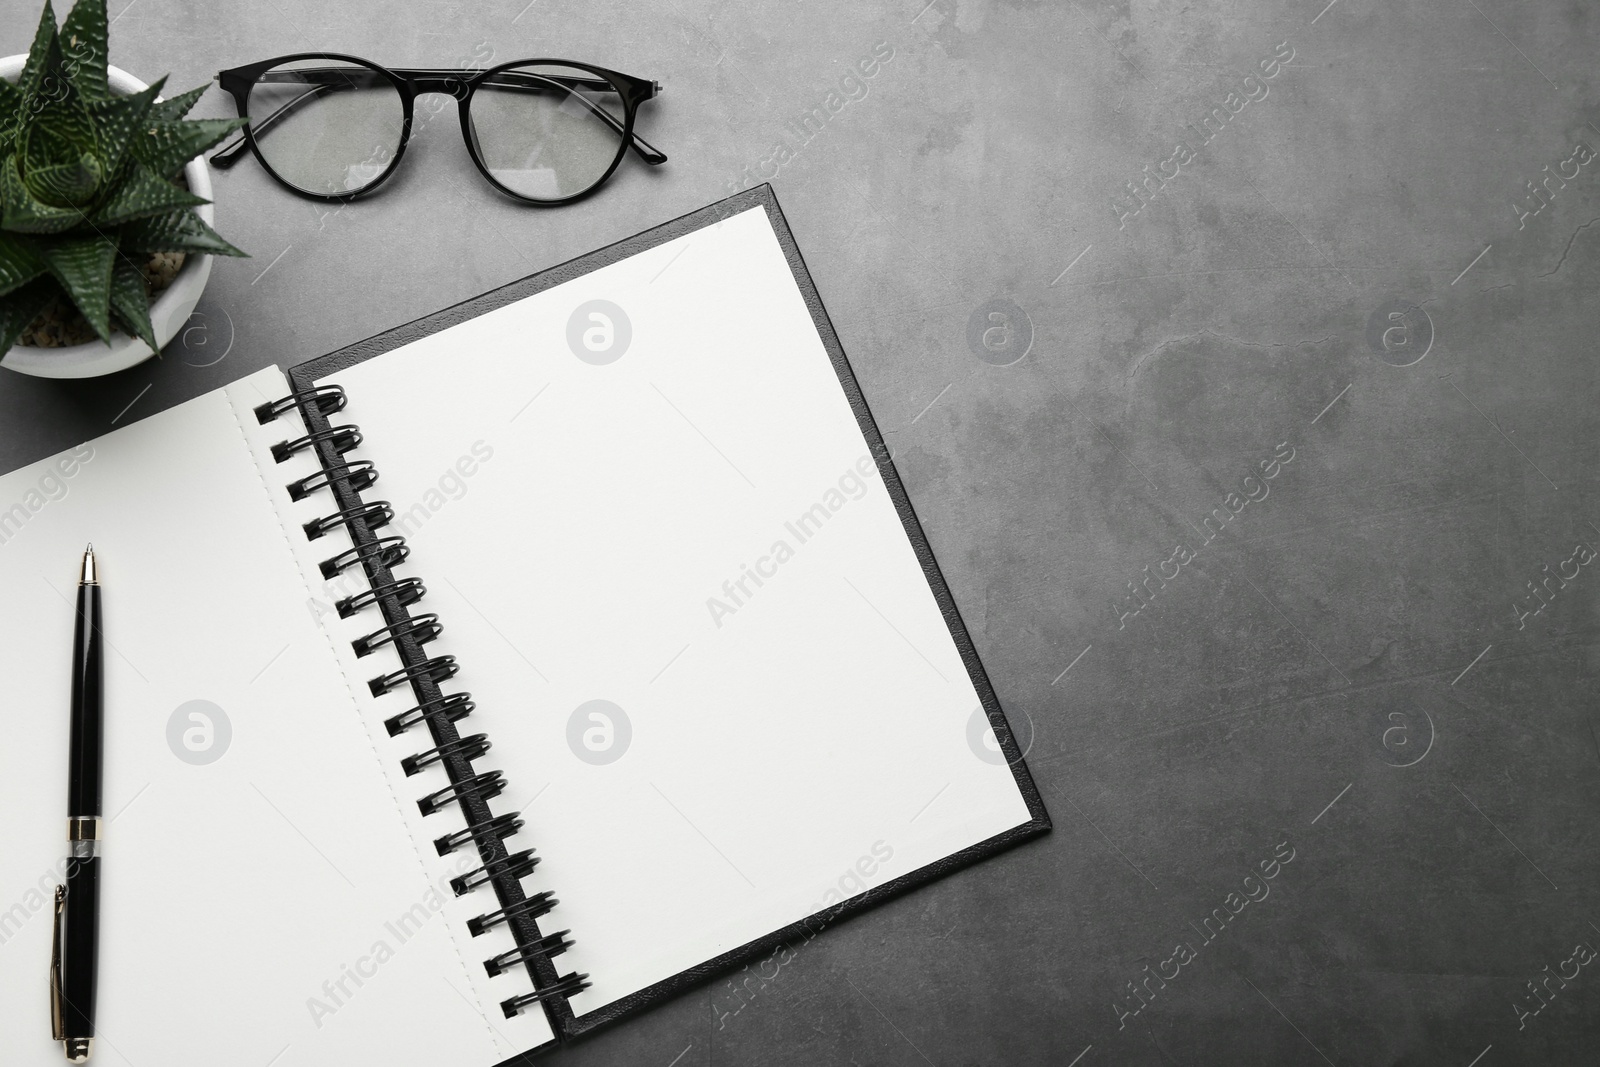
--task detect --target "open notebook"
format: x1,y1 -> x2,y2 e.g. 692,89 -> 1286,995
0,186 -> 1047,1065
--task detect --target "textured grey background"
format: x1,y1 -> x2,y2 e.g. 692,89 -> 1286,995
3,0 -> 1598,1064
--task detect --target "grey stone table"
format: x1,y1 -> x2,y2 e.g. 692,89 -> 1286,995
3,1 -> 1597,1064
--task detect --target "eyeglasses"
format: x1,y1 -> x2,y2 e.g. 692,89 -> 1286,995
211,54 -> 667,205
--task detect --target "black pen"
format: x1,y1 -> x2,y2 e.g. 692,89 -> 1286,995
52,545 -> 101,1062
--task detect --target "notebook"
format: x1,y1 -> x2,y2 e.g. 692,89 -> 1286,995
0,185 -> 1048,1065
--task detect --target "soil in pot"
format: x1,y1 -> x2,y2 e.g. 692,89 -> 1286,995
16,250 -> 187,349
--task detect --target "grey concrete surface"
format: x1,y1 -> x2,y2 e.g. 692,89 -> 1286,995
3,0 -> 1599,1064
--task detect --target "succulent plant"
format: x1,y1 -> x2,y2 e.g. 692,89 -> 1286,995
0,0 -> 246,358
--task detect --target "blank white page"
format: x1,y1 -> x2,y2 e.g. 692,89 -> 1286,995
326,204 -> 1035,1016
0,368 -> 552,1066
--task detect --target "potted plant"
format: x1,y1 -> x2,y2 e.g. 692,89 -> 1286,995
0,0 -> 246,379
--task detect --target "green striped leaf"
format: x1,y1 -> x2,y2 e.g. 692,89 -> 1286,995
0,82 -> 22,154
108,252 -> 156,351
39,233 -> 116,342
120,210 -> 245,257
0,231 -> 48,295
17,156 -> 102,210
148,85 -> 207,124
87,81 -> 162,179
0,278 -> 59,358
21,103 -> 101,192
59,0 -> 110,101
18,56 -> 103,209
91,160 -> 207,225
16,2 -> 60,103
133,116 -> 245,180
1,153 -> 85,232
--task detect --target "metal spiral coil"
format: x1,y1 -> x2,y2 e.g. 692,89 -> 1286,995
352,612 -> 442,658
304,500 -> 394,541
468,891 -> 558,937
255,385 -> 347,424
417,769 -> 506,816
384,692 -> 474,737
435,813 -> 523,857
485,931 -> 574,977
338,576 -> 425,619
500,973 -> 592,1019
451,849 -> 539,897
288,459 -> 378,502
321,535 -> 410,580
401,732 -> 490,777
368,654 -> 458,697
271,424 -> 362,464
264,385 -> 579,1023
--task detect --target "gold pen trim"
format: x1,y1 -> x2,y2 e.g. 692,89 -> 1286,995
66,817 -> 102,842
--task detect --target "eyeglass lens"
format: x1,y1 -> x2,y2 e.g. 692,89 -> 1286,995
247,59 -> 406,196
466,64 -> 628,201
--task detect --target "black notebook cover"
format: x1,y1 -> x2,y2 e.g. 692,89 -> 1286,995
285,184 -> 1050,1054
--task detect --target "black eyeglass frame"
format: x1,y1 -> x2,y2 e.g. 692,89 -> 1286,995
212,53 -> 666,206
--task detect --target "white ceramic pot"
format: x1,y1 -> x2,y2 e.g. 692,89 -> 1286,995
0,56 -> 217,379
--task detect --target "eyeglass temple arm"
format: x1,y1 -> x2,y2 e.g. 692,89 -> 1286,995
211,67 -> 666,169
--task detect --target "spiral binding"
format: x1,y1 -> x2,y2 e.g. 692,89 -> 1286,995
304,500 -> 394,541
261,383 -> 589,1025
402,732 -> 490,776
271,424 -> 363,463
288,459 -> 378,502
468,890 -> 559,937
435,813 -> 523,857
339,576 -> 424,619
353,613 -> 443,658
369,655 -> 458,697
452,849 -> 540,896
501,973 -> 590,1017
485,930 -> 575,977
418,769 -> 505,815
386,692 -> 473,737
322,536 -> 411,581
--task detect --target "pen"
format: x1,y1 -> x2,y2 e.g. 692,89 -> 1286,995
52,545 -> 101,1062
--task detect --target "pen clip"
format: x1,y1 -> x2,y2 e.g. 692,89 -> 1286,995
50,884 -> 65,1042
